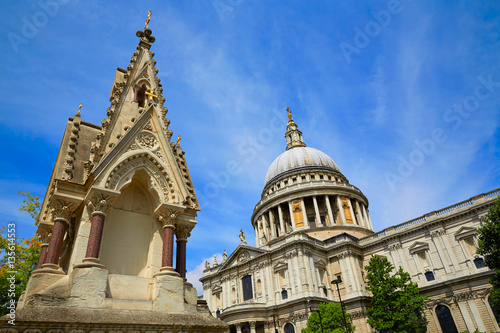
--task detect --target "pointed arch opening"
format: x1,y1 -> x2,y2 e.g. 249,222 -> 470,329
100,169 -> 163,278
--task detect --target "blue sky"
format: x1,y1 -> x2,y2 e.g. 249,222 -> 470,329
1,1 -> 499,293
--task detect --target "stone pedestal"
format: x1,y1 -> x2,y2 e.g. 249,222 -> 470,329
153,274 -> 185,312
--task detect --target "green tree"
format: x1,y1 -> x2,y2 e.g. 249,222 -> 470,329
477,196 -> 500,315
0,192 -> 41,316
302,302 -> 355,333
365,255 -> 427,333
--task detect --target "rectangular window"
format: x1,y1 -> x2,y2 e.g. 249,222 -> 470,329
425,271 -> 435,281
242,275 -> 253,301
308,216 -> 316,228
474,258 -> 484,268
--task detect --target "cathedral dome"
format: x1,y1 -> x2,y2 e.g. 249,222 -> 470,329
264,146 -> 340,185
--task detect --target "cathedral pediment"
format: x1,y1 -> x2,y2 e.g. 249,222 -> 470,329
218,245 -> 267,270
455,226 -> 477,240
408,241 -> 429,254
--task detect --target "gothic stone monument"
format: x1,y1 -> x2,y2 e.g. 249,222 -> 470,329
0,13 -> 228,333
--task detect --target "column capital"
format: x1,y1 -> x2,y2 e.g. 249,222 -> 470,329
37,222 -> 53,244
154,202 -> 185,228
175,221 -> 195,241
85,187 -> 120,215
50,198 -> 78,222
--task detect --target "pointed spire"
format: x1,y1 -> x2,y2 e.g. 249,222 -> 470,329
284,107 -> 306,150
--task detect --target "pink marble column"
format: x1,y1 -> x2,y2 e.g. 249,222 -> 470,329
45,219 -> 68,265
37,244 -> 49,269
162,225 -> 175,267
85,212 -> 105,259
175,239 -> 187,278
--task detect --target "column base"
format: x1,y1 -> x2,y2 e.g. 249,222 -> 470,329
153,266 -> 180,277
74,257 -> 106,269
32,263 -> 65,275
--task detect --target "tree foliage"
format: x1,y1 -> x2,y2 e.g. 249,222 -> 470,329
365,255 -> 427,333
477,196 -> 500,314
302,302 -> 354,333
0,192 -> 41,316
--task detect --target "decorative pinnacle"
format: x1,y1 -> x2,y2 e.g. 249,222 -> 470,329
77,103 -> 82,115
136,11 -> 155,44
176,135 -> 182,147
286,107 -> 293,122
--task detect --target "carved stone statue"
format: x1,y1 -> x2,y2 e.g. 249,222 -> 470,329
223,250 -> 227,261
205,261 -> 210,269
239,229 -> 247,244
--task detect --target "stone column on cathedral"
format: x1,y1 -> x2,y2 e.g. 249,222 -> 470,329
79,189 -> 118,268
336,196 -> 347,225
312,196 -> 322,226
300,198 -> 308,227
175,222 -> 193,279
41,198 -> 77,273
325,195 -> 335,225
36,222 -> 52,269
236,323 -> 242,333
154,203 -> 185,277
250,321 -> 256,333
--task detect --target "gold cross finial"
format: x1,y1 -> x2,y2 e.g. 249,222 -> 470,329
287,107 -> 293,122
145,10 -> 151,30
145,89 -> 158,101
77,103 -> 82,115
176,135 -> 182,147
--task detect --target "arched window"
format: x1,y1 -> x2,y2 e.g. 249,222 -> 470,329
489,297 -> 499,324
284,323 -> 294,333
135,84 -> 147,107
435,305 -> 458,333
281,290 -> 288,300
216,309 -> 220,318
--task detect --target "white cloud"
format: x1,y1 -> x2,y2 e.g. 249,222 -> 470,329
186,253 -> 222,296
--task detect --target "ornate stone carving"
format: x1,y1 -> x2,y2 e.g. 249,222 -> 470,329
87,191 -> 117,214
388,242 -> 402,252
155,207 -> 182,228
430,228 -> 446,238
50,199 -> 77,221
348,310 -> 366,320
106,155 -> 173,203
176,222 -> 195,240
136,131 -> 157,149
37,223 -> 53,244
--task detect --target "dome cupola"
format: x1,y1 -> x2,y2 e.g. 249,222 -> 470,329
251,108 -> 374,248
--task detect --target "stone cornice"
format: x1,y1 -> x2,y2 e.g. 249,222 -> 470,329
359,191 -> 498,251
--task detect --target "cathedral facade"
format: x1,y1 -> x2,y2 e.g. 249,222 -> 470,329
201,114 -> 500,333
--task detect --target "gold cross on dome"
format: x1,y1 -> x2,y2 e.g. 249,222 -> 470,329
145,10 -> 151,30
145,89 -> 158,101
286,107 -> 293,122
